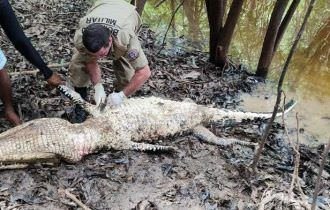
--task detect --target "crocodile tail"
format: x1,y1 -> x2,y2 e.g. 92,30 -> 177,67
58,85 -> 100,117
209,100 -> 297,123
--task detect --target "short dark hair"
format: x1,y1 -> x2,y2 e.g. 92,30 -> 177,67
82,24 -> 110,53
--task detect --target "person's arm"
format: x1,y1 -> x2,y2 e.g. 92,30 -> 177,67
122,65 -> 151,96
85,60 -> 102,85
85,60 -> 106,106
0,0 -> 55,80
121,33 -> 150,96
107,33 -> 150,107
107,65 -> 150,107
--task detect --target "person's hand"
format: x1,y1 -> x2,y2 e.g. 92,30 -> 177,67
46,72 -> 65,88
94,83 -> 106,106
4,107 -> 22,126
107,91 -> 126,107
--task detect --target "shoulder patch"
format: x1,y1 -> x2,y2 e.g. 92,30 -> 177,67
126,49 -> 139,61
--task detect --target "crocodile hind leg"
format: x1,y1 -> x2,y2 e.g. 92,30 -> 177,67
0,152 -> 58,170
192,125 -> 257,147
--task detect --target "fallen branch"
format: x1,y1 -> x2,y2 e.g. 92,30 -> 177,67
58,189 -> 91,210
311,139 -> 330,210
290,112 -> 305,196
281,96 -> 303,198
9,70 -> 39,76
9,60 -> 113,76
155,0 -> 168,8
287,112 -> 306,197
48,62 -> 70,68
158,0 -> 185,54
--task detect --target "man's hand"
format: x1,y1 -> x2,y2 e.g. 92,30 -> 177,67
107,91 -> 126,107
94,83 -> 106,106
4,108 -> 22,126
46,72 -> 64,88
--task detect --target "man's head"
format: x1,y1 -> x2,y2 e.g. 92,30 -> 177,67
82,24 -> 112,58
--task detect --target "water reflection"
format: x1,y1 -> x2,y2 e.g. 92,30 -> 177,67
233,4 -> 330,145
239,45 -> 329,145
240,79 -> 329,145
287,55 -> 330,100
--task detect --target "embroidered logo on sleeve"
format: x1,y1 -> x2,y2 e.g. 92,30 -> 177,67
126,49 -> 139,61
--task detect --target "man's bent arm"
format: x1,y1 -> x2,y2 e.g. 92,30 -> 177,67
123,65 -> 151,96
86,60 -> 102,85
0,0 -> 53,79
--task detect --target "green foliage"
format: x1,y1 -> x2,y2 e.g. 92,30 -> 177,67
142,0 -> 209,50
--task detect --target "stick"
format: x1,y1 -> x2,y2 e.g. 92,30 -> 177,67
155,0 -> 168,8
59,189 -> 91,210
157,0 -> 185,54
9,70 -> 39,76
288,112 -> 305,197
279,96 -> 305,200
48,62 -> 70,68
9,60 -> 113,76
311,139 -> 330,210
9,62 -> 71,76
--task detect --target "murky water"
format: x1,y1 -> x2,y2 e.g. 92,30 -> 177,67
240,81 -> 329,146
231,4 -> 330,146
240,55 -> 329,145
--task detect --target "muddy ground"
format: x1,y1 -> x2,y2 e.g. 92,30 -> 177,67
0,0 -> 329,209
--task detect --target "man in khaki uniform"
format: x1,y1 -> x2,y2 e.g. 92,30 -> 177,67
69,0 -> 150,119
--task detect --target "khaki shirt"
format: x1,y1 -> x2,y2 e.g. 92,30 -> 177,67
74,0 -> 148,70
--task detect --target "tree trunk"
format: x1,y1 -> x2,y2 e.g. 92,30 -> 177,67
206,0 -> 243,67
183,0 -> 204,48
205,0 -> 226,63
131,0 -> 148,16
215,0 -> 244,66
256,0 -> 289,78
170,0 -> 176,38
274,0 -> 301,52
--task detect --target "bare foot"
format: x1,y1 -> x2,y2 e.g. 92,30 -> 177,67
4,109 -> 22,126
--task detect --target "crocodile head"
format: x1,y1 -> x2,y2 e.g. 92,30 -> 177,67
58,85 -> 102,117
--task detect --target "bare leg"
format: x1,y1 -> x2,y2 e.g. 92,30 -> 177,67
0,70 -> 21,125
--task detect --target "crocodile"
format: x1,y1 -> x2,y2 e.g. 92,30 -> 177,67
0,85 -> 296,169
